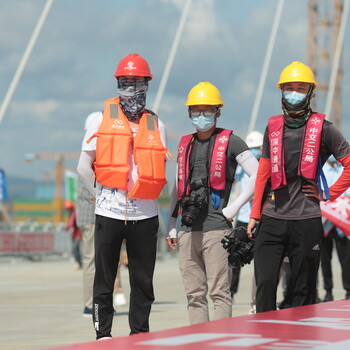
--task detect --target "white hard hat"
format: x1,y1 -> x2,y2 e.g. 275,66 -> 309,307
245,131 -> 263,148
84,111 -> 100,130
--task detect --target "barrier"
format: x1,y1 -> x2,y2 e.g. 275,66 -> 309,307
0,232 -> 54,252
0,222 -> 69,255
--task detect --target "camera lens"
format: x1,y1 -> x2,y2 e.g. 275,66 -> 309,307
228,242 -> 254,268
228,253 -> 242,268
181,205 -> 200,227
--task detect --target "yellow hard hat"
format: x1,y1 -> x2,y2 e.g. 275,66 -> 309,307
277,61 -> 318,90
185,82 -> 224,107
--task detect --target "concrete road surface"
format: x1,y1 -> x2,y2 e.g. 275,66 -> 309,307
0,252 -> 345,350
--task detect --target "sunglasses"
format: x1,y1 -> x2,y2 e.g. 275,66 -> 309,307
189,108 -> 218,117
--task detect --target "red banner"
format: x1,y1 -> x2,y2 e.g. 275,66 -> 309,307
44,300 -> 350,350
0,232 -> 55,252
320,196 -> 350,237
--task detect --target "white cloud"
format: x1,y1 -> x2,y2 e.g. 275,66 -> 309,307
12,99 -> 59,122
0,0 -> 349,182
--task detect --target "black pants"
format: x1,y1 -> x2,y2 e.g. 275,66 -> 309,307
93,214 -> 158,339
278,261 -> 293,308
254,215 -> 323,313
320,227 -> 350,293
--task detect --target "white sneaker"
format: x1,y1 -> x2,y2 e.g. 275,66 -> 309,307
249,305 -> 256,315
73,263 -> 81,270
97,337 -> 112,341
114,293 -> 127,306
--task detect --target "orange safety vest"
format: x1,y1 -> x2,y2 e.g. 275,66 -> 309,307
88,97 -> 168,199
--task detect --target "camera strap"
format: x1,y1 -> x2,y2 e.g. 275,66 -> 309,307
172,136 -> 197,218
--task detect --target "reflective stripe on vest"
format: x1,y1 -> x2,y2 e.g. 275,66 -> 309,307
268,113 -> 325,190
91,97 -> 167,199
177,128 -> 232,200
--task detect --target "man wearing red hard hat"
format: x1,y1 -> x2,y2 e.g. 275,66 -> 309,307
78,54 -> 169,340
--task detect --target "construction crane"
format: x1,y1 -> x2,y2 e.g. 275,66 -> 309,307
308,0 -> 349,128
24,152 -> 80,222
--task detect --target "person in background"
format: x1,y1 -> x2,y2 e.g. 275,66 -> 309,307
247,61 -> 350,313
167,82 -> 258,324
65,200 -> 82,270
229,131 -> 263,310
76,112 -> 99,317
113,241 -> 128,307
76,174 -> 96,317
320,155 -> 350,302
77,53 -> 169,340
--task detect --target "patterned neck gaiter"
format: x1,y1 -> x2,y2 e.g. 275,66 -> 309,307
283,107 -> 313,128
281,84 -> 314,128
117,80 -> 148,121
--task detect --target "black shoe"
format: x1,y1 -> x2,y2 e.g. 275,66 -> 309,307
345,291 -> 350,300
278,299 -> 292,310
82,307 -> 92,318
323,291 -> 334,302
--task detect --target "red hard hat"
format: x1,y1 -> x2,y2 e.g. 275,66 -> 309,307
64,200 -> 74,210
114,53 -> 153,80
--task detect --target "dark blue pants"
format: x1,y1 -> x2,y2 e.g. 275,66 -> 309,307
71,237 -> 82,267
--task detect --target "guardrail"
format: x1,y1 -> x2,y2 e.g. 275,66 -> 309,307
0,220 -> 172,259
0,221 -> 70,257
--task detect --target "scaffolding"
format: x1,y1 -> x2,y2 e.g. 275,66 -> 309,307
308,0 -> 349,127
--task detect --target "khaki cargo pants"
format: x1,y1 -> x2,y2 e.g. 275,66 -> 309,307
178,229 -> 232,324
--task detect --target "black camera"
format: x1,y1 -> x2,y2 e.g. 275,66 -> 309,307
221,226 -> 254,268
181,190 -> 207,227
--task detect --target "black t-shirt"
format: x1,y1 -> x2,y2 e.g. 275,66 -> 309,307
262,118 -> 350,220
181,132 -> 249,232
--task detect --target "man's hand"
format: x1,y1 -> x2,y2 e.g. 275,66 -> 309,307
166,238 -> 178,251
302,180 -> 323,201
247,218 -> 259,239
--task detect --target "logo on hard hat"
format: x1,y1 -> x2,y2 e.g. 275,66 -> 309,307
125,61 -> 137,71
197,91 -> 208,98
291,68 -> 302,77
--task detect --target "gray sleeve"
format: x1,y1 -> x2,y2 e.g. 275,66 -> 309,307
321,121 -> 350,161
227,134 -> 250,161
77,150 -> 96,196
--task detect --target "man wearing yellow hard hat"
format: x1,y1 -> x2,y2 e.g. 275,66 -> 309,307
247,61 -> 350,313
166,82 -> 259,324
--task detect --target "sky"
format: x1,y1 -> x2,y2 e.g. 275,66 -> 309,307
0,0 -> 350,185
